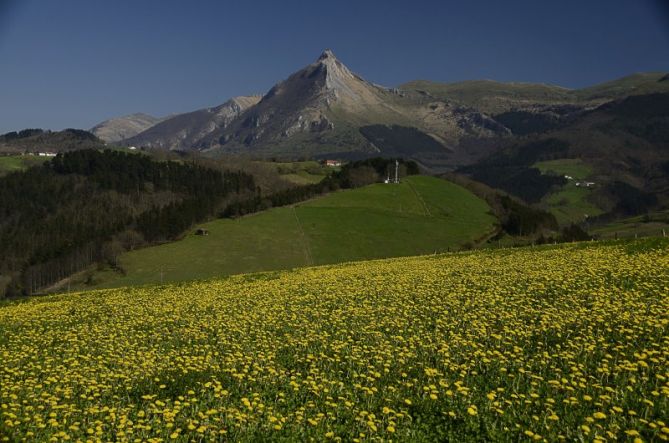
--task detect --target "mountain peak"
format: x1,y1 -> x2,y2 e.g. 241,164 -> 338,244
318,49 -> 337,62
309,49 -> 365,102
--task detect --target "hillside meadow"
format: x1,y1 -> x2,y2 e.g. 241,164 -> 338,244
83,175 -> 496,289
1,239 -> 668,442
0,155 -> 49,176
533,159 -> 603,225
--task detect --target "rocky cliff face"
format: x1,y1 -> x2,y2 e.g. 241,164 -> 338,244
123,96 -> 261,150
218,51 -> 513,155
91,113 -> 164,143
198,50 -> 397,151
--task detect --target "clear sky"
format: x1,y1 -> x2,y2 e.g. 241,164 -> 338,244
1,0 -> 668,133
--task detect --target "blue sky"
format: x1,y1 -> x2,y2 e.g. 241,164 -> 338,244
1,0 -> 668,132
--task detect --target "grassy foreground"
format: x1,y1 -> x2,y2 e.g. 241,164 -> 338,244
86,175 -> 495,289
1,239 -> 668,441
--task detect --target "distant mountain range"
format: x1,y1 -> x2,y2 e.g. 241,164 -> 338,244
4,49 -> 665,222
93,51 -> 517,165
89,50 -> 668,172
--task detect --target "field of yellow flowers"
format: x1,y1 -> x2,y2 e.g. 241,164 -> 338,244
1,239 -> 668,442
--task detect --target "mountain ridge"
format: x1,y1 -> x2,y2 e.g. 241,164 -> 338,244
123,95 -> 262,150
91,113 -> 166,143
83,51 -> 668,176
110,50 -> 510,164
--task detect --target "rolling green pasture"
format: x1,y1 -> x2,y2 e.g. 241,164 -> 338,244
83,176 -> 496,289
0,155 -> 49,176
533,158 -> 592,179
533,159 -> 603,224
257,160 -> 333,185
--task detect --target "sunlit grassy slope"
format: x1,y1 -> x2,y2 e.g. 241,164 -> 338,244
533,159 -> 604,224
1,239 -> 667,441
0,155 -> 49,176
254,160 -> 333,185
88,176 -> 496,288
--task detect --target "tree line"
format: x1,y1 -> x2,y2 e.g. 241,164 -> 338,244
0,149 -> 256,297
221,158 -> 420,218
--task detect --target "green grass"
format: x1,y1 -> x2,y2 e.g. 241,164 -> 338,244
280,171 -> 325,185
88,207 -> 309,288
541,187 -> 604,225
0,155 -> 49,176
533,159 -> 603,225
591,210 -> 669,239
81,176 -> 496,289
255,160 -> 333,185
533,158 -> 592,180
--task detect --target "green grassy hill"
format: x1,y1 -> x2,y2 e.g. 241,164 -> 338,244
81,175 -> 496,289
575,72 -> 669,100
401,72 -> 669,114
400,79 -> 574,114
255,160 -> 334,185
0,155 -> 49,176
533,159 -> 604,224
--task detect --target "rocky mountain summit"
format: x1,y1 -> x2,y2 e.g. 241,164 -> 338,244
193,50 -> 510,164
198,50 -> 403,151
91,113 -> 165,143
100,50 -> 516,163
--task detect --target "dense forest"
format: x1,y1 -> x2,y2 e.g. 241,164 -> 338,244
0,150 -> 256,296
458,138 -> 570,203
